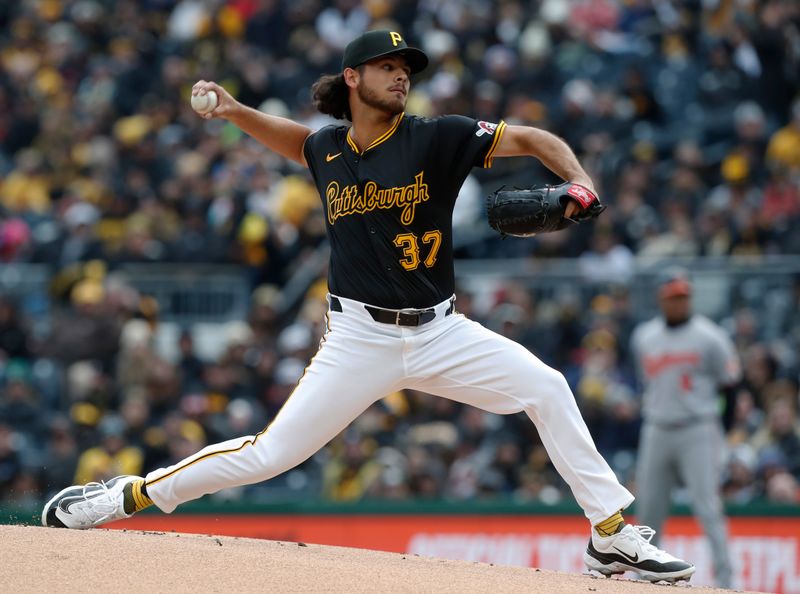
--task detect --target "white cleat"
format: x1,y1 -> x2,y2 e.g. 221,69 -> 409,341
41,475 -> 140,529
584,524 -> 695,583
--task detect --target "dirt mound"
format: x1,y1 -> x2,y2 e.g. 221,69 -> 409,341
1,525 -> 754,593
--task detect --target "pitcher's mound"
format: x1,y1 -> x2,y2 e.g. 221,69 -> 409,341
2,525 -> 751,593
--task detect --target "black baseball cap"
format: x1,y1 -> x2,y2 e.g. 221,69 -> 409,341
342,30 -> 428,74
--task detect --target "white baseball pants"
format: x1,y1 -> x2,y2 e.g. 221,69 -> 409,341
145,294 -> 634,524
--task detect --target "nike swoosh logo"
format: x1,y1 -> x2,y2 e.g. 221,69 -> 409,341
326,152 -> 342,162
59,496 -> 83,514
612,546 -> 639,563
56,484 -> 104,514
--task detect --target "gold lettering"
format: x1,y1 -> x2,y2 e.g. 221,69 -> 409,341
342,185 -> 355,214
326,181 -> 340,225
352,185 -> 366,211
390,32 -> 403,47
399,186 -> 413,225
377,186 -> 392,209
364,181 -> 377,210
415,171 -> 429,201
325,171 -> 430,225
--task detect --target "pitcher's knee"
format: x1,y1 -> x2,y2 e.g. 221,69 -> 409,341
536,367 -> 571,397
515,367 -> 572,407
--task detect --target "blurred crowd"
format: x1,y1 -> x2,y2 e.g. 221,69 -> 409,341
1,0 -> 799,271
3,270 -> 800,511
1,0 -> 800,512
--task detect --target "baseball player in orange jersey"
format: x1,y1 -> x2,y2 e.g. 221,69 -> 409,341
43,30 -> 694,583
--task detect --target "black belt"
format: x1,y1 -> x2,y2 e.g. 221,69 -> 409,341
329,296 -> 454,327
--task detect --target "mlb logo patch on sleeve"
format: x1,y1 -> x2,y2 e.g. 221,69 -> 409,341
476,121 -> 498,137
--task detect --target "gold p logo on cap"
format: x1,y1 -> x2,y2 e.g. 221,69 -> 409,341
390,32 -> 403,47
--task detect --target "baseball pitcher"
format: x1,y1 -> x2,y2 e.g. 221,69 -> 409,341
44,30 -> 693,583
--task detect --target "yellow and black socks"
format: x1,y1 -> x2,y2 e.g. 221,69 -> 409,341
594,510 -> 625,537
123,479 -> 154,515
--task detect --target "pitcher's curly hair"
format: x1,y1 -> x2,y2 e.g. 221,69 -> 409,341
311,67 -> 364,122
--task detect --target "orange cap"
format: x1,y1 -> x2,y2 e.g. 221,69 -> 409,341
659,277 -> 691,298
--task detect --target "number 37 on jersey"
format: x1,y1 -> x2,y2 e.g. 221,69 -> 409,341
393,230 -> 441,271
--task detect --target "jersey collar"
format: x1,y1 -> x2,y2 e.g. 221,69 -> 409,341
346,112 -> 404,155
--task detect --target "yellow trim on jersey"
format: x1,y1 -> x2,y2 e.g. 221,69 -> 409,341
145,320 -> 333,490
346,113 -> 404,155
366,112 -> 403,151
483,120 -> 507,168
346,133 -> 360,154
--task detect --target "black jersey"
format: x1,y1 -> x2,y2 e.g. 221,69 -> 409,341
303,113 -> 507,309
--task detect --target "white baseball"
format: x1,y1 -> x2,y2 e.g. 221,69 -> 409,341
191,90 -> 218,114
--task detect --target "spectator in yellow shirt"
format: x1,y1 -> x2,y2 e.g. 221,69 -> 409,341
766,99 -> 800,172
73,415 -> 143,485
0,149 -> 50,214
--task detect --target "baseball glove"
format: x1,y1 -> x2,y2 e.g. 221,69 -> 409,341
486,182 -> 606,237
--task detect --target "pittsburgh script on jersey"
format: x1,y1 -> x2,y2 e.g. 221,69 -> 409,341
326,172 -> 429,225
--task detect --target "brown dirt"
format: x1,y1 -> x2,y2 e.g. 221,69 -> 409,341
1,525 -> 758,593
